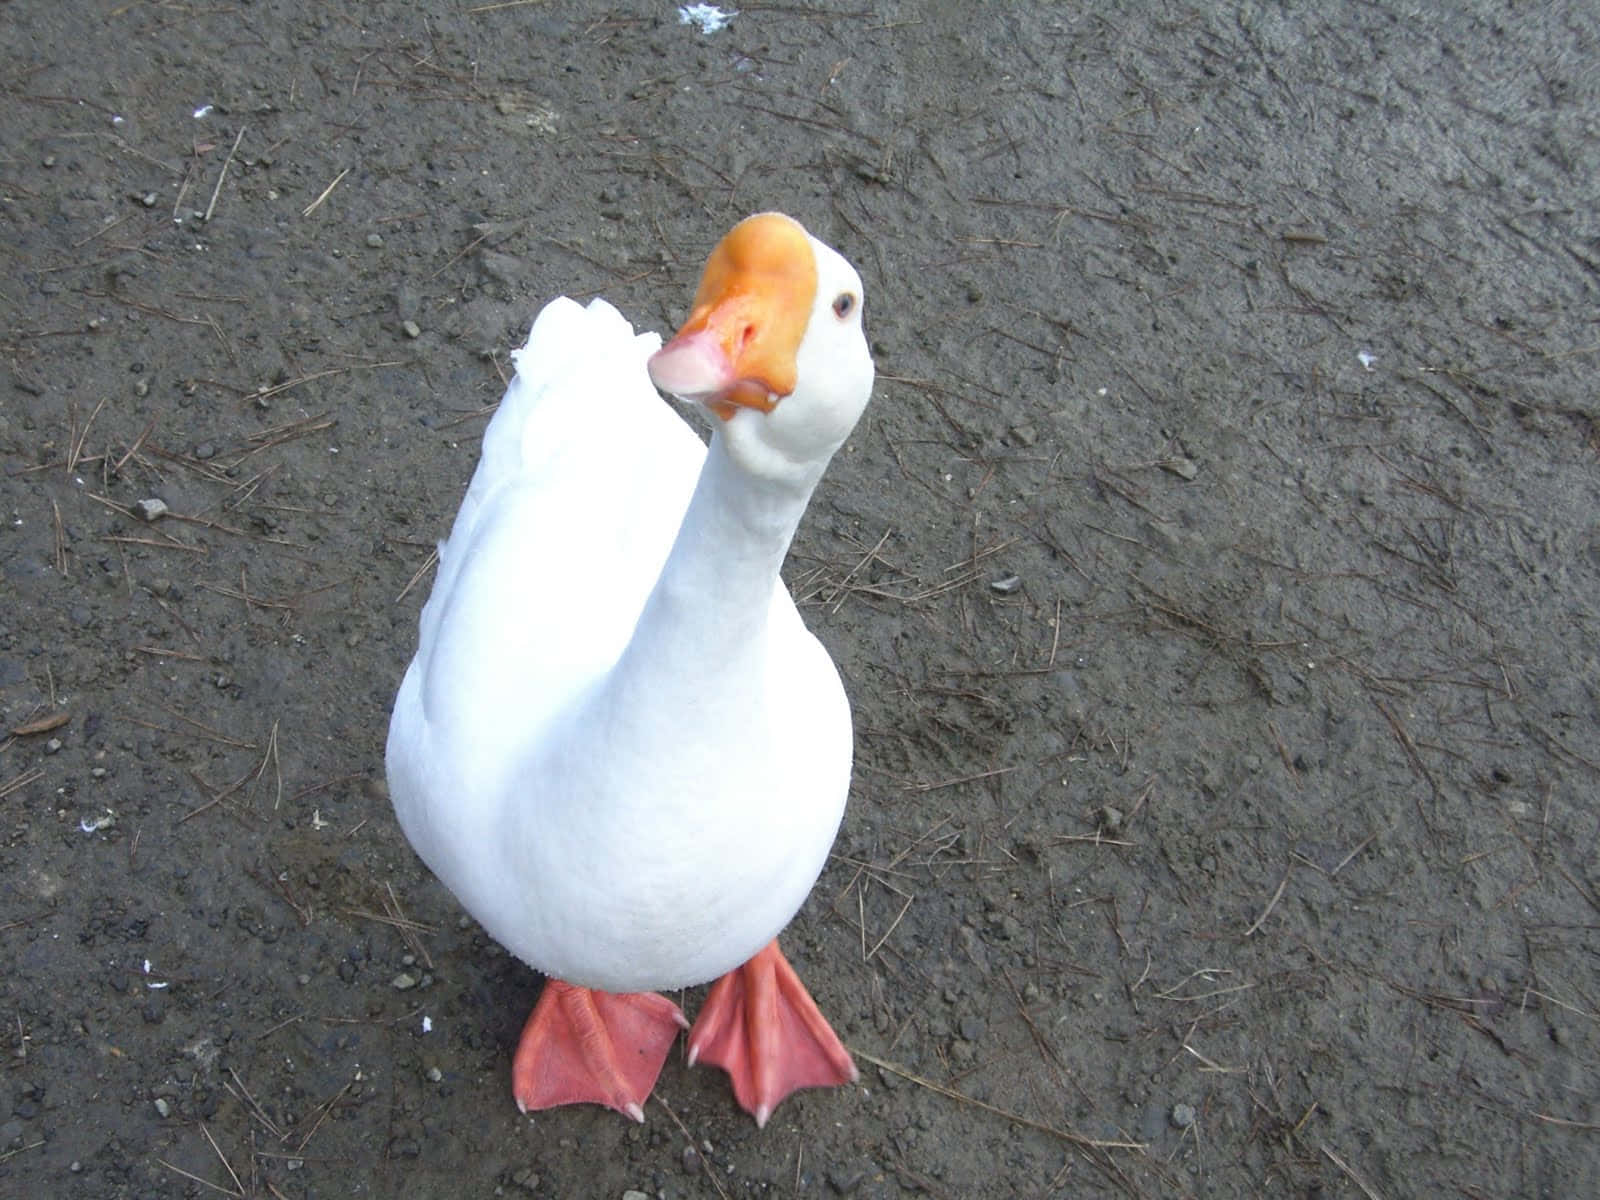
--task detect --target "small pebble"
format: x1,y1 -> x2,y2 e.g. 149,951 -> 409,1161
366,232 -> 384,248
132,497 -> 169,522
1170,1102 -> 1196,1129
153,1098 -> 171,1118
391,972 -> 418,991
989,573 -> 1022,595
45,738 -> 63,755
402,319 -> 422,339
622,1191 -> 650,1200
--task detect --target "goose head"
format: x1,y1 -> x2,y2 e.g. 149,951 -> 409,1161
648,213 -> 874,486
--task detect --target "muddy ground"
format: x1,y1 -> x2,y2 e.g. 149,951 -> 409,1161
3,2 -> 1599,1196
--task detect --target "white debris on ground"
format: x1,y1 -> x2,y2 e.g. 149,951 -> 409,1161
678,4 -> 735,34
78,810 -> 115,833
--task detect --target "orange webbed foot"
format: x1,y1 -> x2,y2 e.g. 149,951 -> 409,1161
687,940 -> 857,1127
511,980 -> 688,1121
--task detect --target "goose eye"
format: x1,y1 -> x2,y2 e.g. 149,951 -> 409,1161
832,292 -> 856,319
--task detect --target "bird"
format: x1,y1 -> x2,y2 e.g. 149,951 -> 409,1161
386,212 -> 874,1127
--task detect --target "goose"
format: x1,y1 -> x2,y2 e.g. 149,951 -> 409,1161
386,213 -> 874,1127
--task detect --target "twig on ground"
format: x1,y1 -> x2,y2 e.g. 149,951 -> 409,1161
652,1095 -> 732,1200
1243,868 -> 1291,937
224,1067 -> 283,1140
855,1048 -> 1145,1152
1320,1142 -> 1385,1199
199,1122 -> 246,1196
395,547 -> 439,604
293,1079 -> 354,1155
203,126 -> 246,223
153,1157 -> 240,1198
301,167 -> 350,217
10,711 -> 69,737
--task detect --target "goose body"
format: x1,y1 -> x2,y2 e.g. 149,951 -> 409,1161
386,213 -> 873,1123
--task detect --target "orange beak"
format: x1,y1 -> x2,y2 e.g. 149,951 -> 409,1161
648,213 -> 818,421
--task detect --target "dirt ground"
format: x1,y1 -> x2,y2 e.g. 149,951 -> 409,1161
4,2 -> 1599,1196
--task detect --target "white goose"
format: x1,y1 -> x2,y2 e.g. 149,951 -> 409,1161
386,213 -> 873,1126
